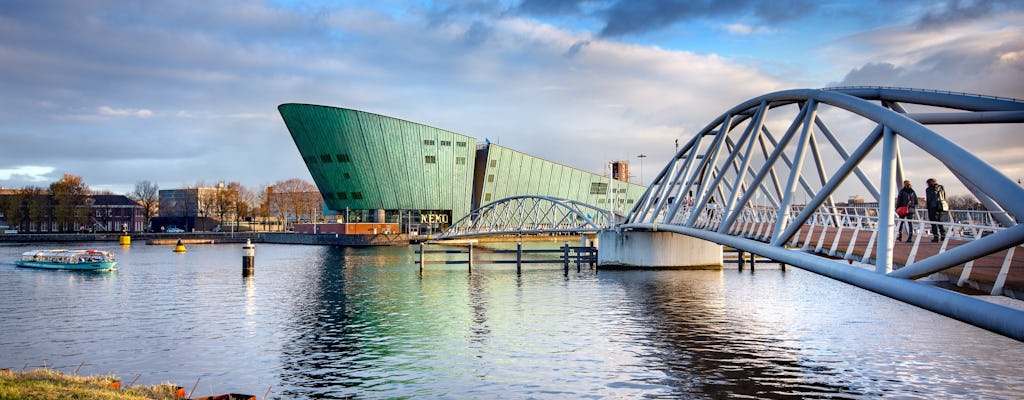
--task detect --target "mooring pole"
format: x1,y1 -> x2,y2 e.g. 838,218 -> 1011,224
242,239 -> 255,277
738,250 -> 745,271
419,242 -> 425,276
563,241 -> 569,276
750,252 -> 756,270
516,241 -> 523,275
468,242 -> 474,274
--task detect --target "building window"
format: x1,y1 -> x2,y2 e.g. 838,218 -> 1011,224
456,141 -> 467,147
337,192 -> 348,200
489,160 -> 497,167
487,174 -> 494,182
455,157 -> 466,165
304,156 -> 317,164
485,193 -> 492,202
351,192 -> 363,200
425,156 -> 436,164
590,182 -> 608,195
336,154 -> 350,163
423,139 -> 435,146
320,154 -> 332,163
324,192 -> 335,200
440,140 -> 452,146
343,173 -> 351,179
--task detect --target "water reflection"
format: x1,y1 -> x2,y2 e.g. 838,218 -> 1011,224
0,243 -> 1021,399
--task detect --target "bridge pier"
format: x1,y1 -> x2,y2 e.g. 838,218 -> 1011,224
597,230 -> 722,269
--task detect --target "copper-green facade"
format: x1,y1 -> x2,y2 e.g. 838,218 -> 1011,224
279,103 -> 646,224
476,145 -> 646,215
280,104 -> 476,218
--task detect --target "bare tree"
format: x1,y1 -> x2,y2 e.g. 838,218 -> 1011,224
948,194 -> 983,211
130,180 -> 159,231
269,178 -> 319,229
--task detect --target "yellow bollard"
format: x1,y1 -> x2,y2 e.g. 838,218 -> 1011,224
119,235 -> 131,246
173,239 -> 187,253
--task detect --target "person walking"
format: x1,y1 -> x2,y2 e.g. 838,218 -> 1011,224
925,178 -> 948,242
895,180 -> 917,242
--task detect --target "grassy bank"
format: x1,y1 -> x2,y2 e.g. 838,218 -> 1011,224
0,368 -> 182,400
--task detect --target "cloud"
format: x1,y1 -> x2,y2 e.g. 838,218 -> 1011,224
914,0 -> 1022,30
512,0 -> 817,37
0,165 -> 55,183
563,40 -> 590,57
98,106 -> 154,118
722,23 -> 774,35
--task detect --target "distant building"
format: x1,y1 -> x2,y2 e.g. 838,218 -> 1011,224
611,161 -> 630,183
278,104 -> 647,234
0,193 -> 144,233
155,186 -> 233,232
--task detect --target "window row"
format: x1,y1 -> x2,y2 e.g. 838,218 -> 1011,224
305,154 -> 351,164
324,192 -> 363,200
424,139 -> 468,147
425,156 -> 468,164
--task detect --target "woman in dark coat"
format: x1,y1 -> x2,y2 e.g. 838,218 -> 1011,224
895,180 -> 917,242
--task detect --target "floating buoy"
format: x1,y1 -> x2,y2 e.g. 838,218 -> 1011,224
173,239 -> 187,253
119,235 -> 131,246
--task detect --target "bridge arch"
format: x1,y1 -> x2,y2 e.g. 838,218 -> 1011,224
437,195 -> 612,240
619,87 -> 1024,339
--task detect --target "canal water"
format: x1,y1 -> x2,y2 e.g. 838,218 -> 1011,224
0,242 -> 1020,399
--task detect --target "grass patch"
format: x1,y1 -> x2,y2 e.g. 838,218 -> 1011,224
0,368 -> 182,400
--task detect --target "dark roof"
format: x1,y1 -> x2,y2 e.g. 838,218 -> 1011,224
90,195 -> 141,207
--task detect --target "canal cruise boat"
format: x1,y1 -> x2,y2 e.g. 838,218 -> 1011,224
16,249 -> 117,271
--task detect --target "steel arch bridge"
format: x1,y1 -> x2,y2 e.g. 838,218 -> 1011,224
621,87 -> 1024,340
437,195 -> 612,240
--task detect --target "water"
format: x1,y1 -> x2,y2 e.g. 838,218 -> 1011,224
0,242 -> 1021,399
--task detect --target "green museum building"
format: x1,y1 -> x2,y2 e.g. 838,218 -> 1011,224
279,103 -> 646,235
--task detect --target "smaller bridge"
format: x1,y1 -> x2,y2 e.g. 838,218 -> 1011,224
436,195 -> 612,240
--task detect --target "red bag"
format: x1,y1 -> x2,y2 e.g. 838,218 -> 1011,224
896,205 -> 910,217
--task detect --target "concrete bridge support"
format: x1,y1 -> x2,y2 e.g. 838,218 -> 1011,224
598,230 -> 722,269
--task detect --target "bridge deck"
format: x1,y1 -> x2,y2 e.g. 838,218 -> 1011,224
779,225 -> 1023,292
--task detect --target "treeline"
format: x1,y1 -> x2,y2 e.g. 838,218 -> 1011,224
1,174 -> 322,232
1,174 -> 93,232
179,177 -> 322,230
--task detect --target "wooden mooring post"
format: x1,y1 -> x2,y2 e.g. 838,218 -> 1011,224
516,242 -> 523,275
563,241 -> 570,276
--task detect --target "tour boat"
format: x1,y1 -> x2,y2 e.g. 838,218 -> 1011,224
16,249 -> 117,271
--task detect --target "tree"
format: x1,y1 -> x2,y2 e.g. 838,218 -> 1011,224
213,182 -> 240,230
269,178 -> 319,229
230,182 -> 253,229
948,194 -> 983,211
130,180 -> 159,231
49,173 -> 89,232
1,189 -> 27,230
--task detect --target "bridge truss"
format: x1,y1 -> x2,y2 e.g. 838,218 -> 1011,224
438,195 -> 612,240
622,87 -> 1024,340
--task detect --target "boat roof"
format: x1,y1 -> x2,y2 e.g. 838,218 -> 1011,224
21,249 -> 113,256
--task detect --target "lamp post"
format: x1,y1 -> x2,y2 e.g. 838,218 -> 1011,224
637,154 -> 647,185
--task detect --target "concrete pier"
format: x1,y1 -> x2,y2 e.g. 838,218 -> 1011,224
597,230 -> 722,269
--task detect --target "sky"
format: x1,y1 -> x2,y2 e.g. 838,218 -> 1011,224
0,0 -> 1022,198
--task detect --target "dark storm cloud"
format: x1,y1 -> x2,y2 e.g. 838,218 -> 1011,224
517,0 -> 586,16
564,40 -> 591,58
515,0 -> 818,37
914,0 -> 1023,29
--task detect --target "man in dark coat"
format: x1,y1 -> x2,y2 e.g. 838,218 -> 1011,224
895,180 -> 917,242
925,178 -> 948,242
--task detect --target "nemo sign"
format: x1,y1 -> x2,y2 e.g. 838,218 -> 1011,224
421,213 -> 450,224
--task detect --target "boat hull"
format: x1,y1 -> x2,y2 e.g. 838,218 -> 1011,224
16,260 -> 117,271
